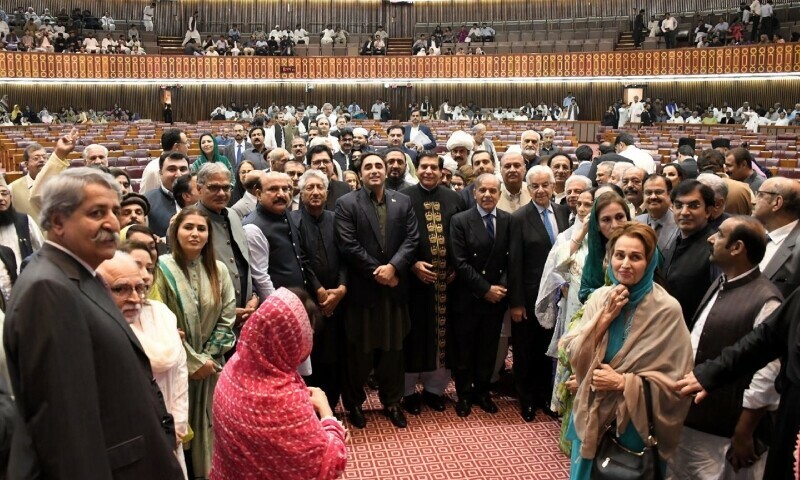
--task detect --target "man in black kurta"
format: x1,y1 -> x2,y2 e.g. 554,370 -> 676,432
290,170 -> 348,411
335,152 -> 419,429
400,153 -> 465,414
679,284 -> 800,479
662,180 -> 721,323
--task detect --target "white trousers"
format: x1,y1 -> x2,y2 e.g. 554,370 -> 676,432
667,426 -> 767,480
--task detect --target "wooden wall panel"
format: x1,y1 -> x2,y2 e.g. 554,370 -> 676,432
2,45 -> 798,80
2,79 -> 798,124
11,0 -> 795,37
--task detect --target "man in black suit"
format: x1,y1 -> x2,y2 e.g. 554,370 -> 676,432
4,167 -> 183,479
459,149 -> 496,209
754,176 -> 800,297
508,165 -> 570,422
307,144 -> 350,211
449,173 -> 510,417
335,151 -> 419,429
144,151 -> 191,238
403,109 -> 437,153
223,123 -> 253,168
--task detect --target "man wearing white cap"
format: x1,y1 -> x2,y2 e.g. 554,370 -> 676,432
352,128 -> 373,152
441,158 -> 458,188
445,130 -> 474,169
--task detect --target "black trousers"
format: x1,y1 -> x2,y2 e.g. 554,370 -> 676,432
452,309 -> 503,402
342,342 -> 403,409
764,382 -> 800,479
304,359 -> 342,411
664,30 -> 677,48
751,15 -> 761,41
511,317 -> 555,408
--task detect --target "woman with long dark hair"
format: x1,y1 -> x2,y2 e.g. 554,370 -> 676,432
155,206 -> 236,479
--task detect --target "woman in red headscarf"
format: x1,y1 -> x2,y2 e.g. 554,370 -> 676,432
210,287 -> 347,480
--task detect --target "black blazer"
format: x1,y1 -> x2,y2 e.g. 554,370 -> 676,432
449,207 -> 511,314
763,222 -> 800,297
334,187 -> 419,307
459,183 -> 477,209
508,201 -> 571,315
326,179 -> 352,211
3,244 -> 183,479
144,187 -> 178,238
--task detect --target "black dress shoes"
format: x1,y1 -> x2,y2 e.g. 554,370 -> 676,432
348,406 -> 367,429
402,393 -> 422,415
384,405 -> 408,428
455,399 -> 472,417
520,404 -> 535,422
422,390 -> 446,412
475,395 -> 498,414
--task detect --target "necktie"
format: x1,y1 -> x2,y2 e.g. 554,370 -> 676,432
236,144 -> 242,164
542,208 -> 556,244
484,213 -> 495,241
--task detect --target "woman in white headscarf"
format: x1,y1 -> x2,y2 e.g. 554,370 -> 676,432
121,240 -> 189,479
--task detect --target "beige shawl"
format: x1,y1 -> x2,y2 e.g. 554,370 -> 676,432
564,283 -> 693,460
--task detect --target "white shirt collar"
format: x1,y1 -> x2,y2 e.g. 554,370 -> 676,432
25,174 -> 34,189
45,240 -> 96,276
768,219 -> 798,245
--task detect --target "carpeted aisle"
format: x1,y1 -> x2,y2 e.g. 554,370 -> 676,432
341,385 -> 571,479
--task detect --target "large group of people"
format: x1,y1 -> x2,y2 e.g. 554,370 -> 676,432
0,9 -> 148,54
1,99 -> 800,480
604,96 -> 800,131
0,98 -> 138,125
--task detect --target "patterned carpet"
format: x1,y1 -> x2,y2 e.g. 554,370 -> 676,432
340,382 -> 571,480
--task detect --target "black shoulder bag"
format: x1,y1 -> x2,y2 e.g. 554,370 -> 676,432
591,378 -> 663,480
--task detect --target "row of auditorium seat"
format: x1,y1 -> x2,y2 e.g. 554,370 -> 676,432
291,38 -> 617,56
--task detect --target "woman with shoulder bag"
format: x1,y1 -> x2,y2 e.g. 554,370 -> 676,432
563,222 -> 693,479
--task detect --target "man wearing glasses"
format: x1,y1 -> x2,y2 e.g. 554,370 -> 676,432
195,163 -> 257,327
662,180 -> 721,325
306,144 -> 350,211
753,177 -> 800,297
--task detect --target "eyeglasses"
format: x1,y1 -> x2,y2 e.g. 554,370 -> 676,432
109,283 -> 147,299
205,184 -> 232,193
757,190 -> 781,198
673,201 -> 703,210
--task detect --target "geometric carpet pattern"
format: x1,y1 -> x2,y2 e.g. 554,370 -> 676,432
341,382 -> 571,479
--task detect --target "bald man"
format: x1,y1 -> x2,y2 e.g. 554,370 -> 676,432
97,252 -> 146,326
267,147 -> 290,172
753,176 -> 800,297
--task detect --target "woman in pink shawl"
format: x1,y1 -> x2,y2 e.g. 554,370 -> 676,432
211,288 -> 347,480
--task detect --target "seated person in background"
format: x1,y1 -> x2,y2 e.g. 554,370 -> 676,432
211,288 -> 347,479
467,23 -> 482,42
267,36 -> 279,55
320,24 -> 335,44
254,37 -> 269,56
374,24 -> 389,41
228,24 -> 240,43
214,36 -> 229,56
360,37 -> 374,55
480,23 -> 495,42
293,24 -> 309,44
412,34 -> 427,55
373,35 -> 386,55
280,35 -> 295,56
334,27 -> 348,44
183,38 -> 203,56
